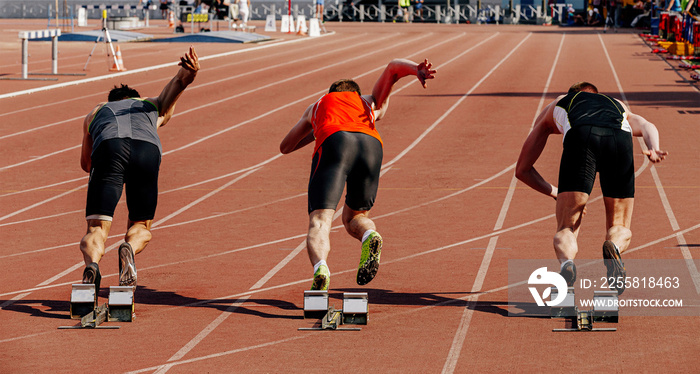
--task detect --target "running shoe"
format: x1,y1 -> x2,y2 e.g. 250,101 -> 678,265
356,231 -> 382,286
311,264 -> 330,291
560,261 -> 577,287
603,240 -> 626,295
82,262 -> 101,300
118,242 -> 137,287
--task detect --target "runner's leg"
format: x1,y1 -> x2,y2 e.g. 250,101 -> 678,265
553,191 -> 589,262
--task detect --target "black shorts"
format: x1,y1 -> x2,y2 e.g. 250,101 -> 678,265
558,125 -> 634,198
308,131 -> 383,213
86,138 -> 161,221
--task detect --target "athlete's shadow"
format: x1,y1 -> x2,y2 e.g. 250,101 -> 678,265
334,288 -> 549,319
0,298 -> 69,320
133,286 -> 303,320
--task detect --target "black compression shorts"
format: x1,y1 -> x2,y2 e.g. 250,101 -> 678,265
308,131 -> 383,213
86,138 -> 161,221
558,125 -> 635,198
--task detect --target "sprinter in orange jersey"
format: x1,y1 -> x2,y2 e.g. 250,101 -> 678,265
280,59 -> 436,291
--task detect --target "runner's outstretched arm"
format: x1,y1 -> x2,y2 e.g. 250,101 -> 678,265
150,46 -> 199,128
280,104 -> 315,154
515,100 -> 559,199
627,112 -> 668,163
370,58 -> 436,120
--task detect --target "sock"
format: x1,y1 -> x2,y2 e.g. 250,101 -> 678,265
362,230 -> 375,243
560,259 -> 573,272
313,260 -> 327,273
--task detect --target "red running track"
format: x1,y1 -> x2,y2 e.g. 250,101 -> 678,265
1,20 -> 699,372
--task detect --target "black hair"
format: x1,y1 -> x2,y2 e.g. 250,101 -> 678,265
328,79 -> 362,96
568,82 -> 598,94
108,84 -> 140,102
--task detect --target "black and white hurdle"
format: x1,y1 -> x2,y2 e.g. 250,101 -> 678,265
2,29 -> 85,81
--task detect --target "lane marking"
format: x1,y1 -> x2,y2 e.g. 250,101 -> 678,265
0,184 -> 84,222
0,145 -> 80,172
0,177 -> 85,198
155,296 -> 252,371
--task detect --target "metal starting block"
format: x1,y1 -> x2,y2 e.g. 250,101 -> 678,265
552,307 -> 617,332
70,283 -> 96,319
592,290 -> 619,323
321,307 -> 344,330
303,290 -> 329,319
300,292 -> 367,331
81,303 -> 109,328
549,286 -> 576,318
298,307 -> 362,331
108,286 -> 135,322
342,292 -> 368,325
59,303 -> 120,329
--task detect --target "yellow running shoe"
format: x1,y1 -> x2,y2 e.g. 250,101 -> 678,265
311,264 -> 330,291
357,232 -> 382,285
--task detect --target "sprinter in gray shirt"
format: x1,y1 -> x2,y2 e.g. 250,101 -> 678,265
79,47 -> 199,291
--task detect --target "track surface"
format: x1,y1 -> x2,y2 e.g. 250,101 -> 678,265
1,20 -> 699,372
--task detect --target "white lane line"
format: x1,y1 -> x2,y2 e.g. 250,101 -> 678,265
442,32 -> 565,374
152,167 -> 261,228
598,33 -> 700,294
0,145 -> 81,172
158,296 -> 252,369
0,176 -> 85,198
382,33 -> 500,169
0,116 -> 81,141
0,184 -> 84,222
0,36 -> 327,100
0,209 -> 82,228
125,336 -> 308,374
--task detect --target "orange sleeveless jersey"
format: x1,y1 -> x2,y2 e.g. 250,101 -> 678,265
311,91 -> 383,155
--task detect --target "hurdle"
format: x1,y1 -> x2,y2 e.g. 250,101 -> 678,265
0,29 -> 86,81
80,4 -> 157,28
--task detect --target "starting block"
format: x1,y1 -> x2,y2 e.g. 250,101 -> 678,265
108,286 -> 135,322
549,286 -> 576,318
592,290 -> 619,323
59,303 -> 120,329
303,290 -> 329,319
551,290 -> 619,332
342,292 -> 368,325
70,283 -> 96,319
552,308 -> 617,332
300,291 -> 368,331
